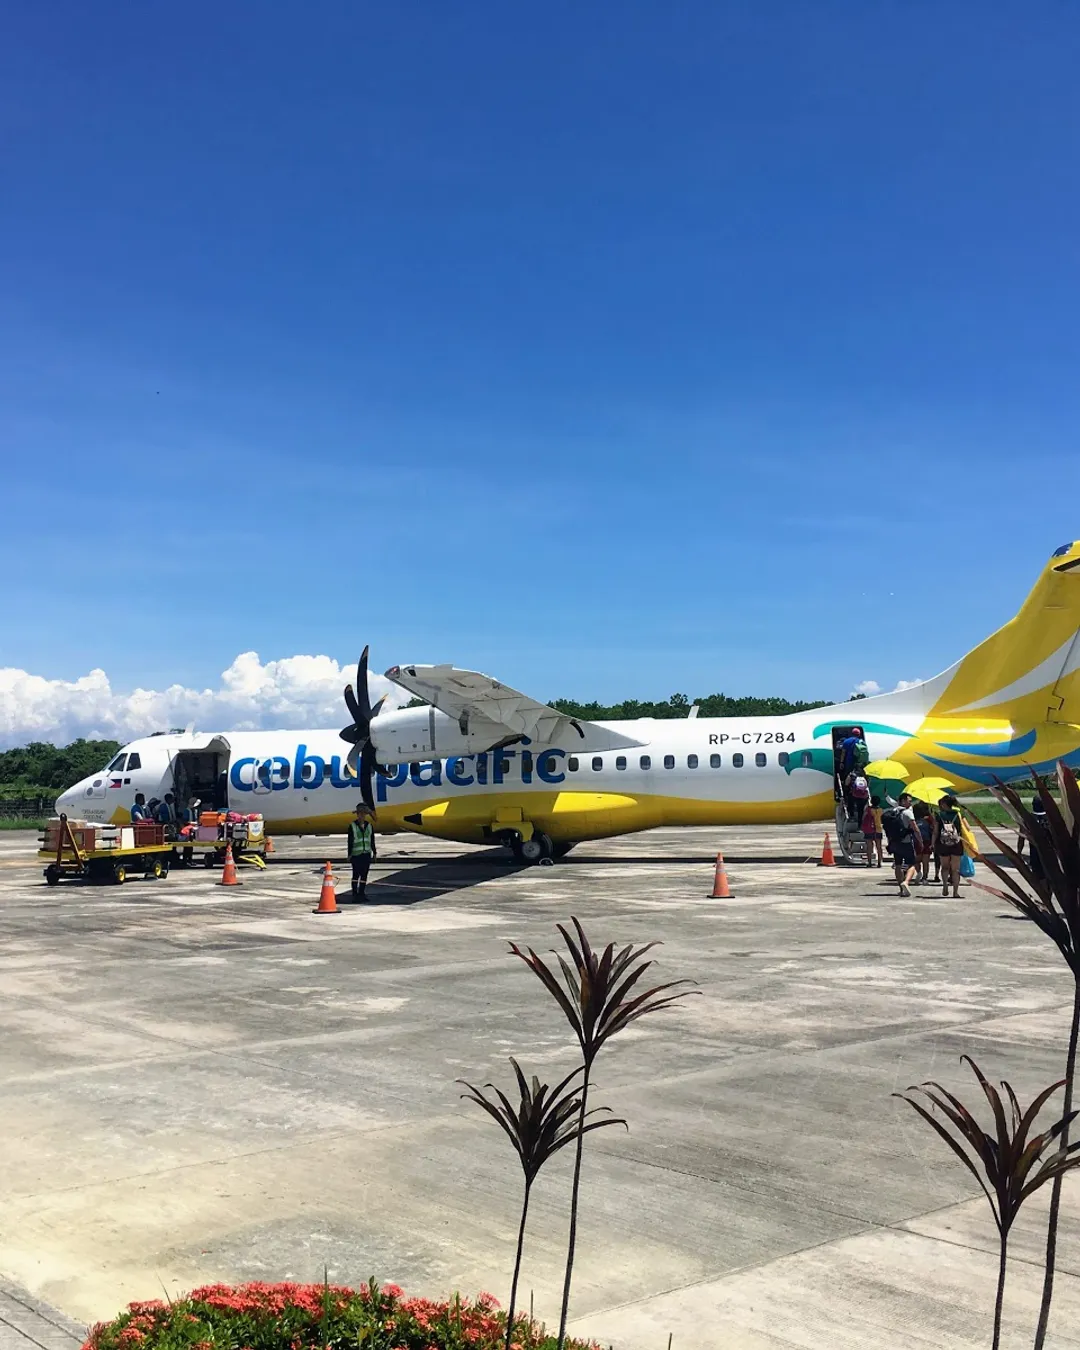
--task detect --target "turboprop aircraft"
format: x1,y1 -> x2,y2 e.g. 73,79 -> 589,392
56,541 -> 1080,863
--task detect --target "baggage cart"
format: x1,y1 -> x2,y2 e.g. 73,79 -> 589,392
39,814 -> 175,886
174,814 -> 267,869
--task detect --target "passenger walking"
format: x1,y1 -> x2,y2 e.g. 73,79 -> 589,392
914,803 -> 934,883
838,729 -> 865,778
1025,795 -> 1050,880
347,803 -> 376,902
846,769 -> 870,822
882,798 -> 920,896
860,799 -> 880,866
933,794 -> 966,898
867,794 -> 884,867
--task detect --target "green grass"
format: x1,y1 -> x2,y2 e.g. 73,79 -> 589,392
961,797 -> 1059,830
0,817 -> 47,831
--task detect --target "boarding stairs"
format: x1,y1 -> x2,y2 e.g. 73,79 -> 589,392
834,780 -> 869,866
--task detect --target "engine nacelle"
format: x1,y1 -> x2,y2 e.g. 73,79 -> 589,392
370,705 -> 515,762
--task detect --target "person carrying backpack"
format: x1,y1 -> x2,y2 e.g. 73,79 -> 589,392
346,803 -> 377,902
933,794 -> 965,898
882,797 -> 919,896
846,769 -> 871,823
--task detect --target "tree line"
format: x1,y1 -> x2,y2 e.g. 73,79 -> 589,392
0,739 -> 122,798
550,692 -> 831,720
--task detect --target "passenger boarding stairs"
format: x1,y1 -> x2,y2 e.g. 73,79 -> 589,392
834,786 -> 869,866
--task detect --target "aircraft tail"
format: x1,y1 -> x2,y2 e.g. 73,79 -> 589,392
852,540 -> 1080,725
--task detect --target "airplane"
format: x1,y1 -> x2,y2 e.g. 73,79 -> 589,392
55,540 -> 1080,864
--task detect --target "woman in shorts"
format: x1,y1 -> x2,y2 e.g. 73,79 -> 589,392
863,794 -> 884,866
933,794 -> 965,898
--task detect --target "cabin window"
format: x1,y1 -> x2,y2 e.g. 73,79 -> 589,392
540,755 -> 556,775
521,751 -> 533,775
592,756 -> 603,771
687,754 -> 699,768
755,752 -> 767,767
108,754 -> 127,771
616,756 -> 626,770
800,750 -> 813,768
127,752 -> 142,770
778,751 -> 789,768
709,753 -> 721,768
732,753 -> 744,768
664,754 -> 675,769
568,756 -> 579,772
640,755 -> 651,770
499,758 -> 511,774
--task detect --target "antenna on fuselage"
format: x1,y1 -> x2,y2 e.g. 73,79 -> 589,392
688,705 -> 700,719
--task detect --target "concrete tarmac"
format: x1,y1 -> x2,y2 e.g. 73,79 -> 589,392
2,824 -> 1079,1349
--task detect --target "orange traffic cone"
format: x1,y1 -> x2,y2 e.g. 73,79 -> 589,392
219,842 -> 242,886
819,833 -> 837,867
313,861 -> 340,914
264,834 -> 274,855
709,852 -> 732,898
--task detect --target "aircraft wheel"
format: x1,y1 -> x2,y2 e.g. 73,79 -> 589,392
534,832 -> 554,859
550,841 -> 575,859
44,864 -> 61,886
518,836 -> 544,864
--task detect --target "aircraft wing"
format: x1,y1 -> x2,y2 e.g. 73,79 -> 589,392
384,663 -> 646,751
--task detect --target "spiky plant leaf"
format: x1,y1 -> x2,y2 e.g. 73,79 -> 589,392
895,1057 -> 1080,1236
509,916 -> 698,1066
967,764 -> 1080,973
459,1058 -> 626,1183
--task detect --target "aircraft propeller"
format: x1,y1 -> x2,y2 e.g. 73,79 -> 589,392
340,646 -> 387,810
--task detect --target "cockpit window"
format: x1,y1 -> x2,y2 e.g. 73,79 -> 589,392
107,754 -> 127,771
127,752 -> 142,771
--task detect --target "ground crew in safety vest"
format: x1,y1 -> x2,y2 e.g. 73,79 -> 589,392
347,803 -> 376,901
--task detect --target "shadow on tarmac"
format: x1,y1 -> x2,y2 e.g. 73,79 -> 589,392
268,849 -> 528,907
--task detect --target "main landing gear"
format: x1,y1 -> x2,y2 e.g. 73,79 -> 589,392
505,833 -> 577,865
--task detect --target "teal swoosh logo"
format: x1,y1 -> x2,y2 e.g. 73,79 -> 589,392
811,720 -> 913,740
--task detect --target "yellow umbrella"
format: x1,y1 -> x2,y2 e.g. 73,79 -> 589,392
904,776 -> 956,804
864,759 -> 909,781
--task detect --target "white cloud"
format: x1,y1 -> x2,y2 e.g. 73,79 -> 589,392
0,654 -> 404,749
852,677 -> 923,699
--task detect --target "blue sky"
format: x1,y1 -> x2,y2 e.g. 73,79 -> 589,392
2,2 -> 1079,738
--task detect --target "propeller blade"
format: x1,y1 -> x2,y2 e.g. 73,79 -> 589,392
359,741 -> 377,811
346,741 -> 362,774
355,646 -> 372,724
339,724 -> 364,744
343,682 -> 362,724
